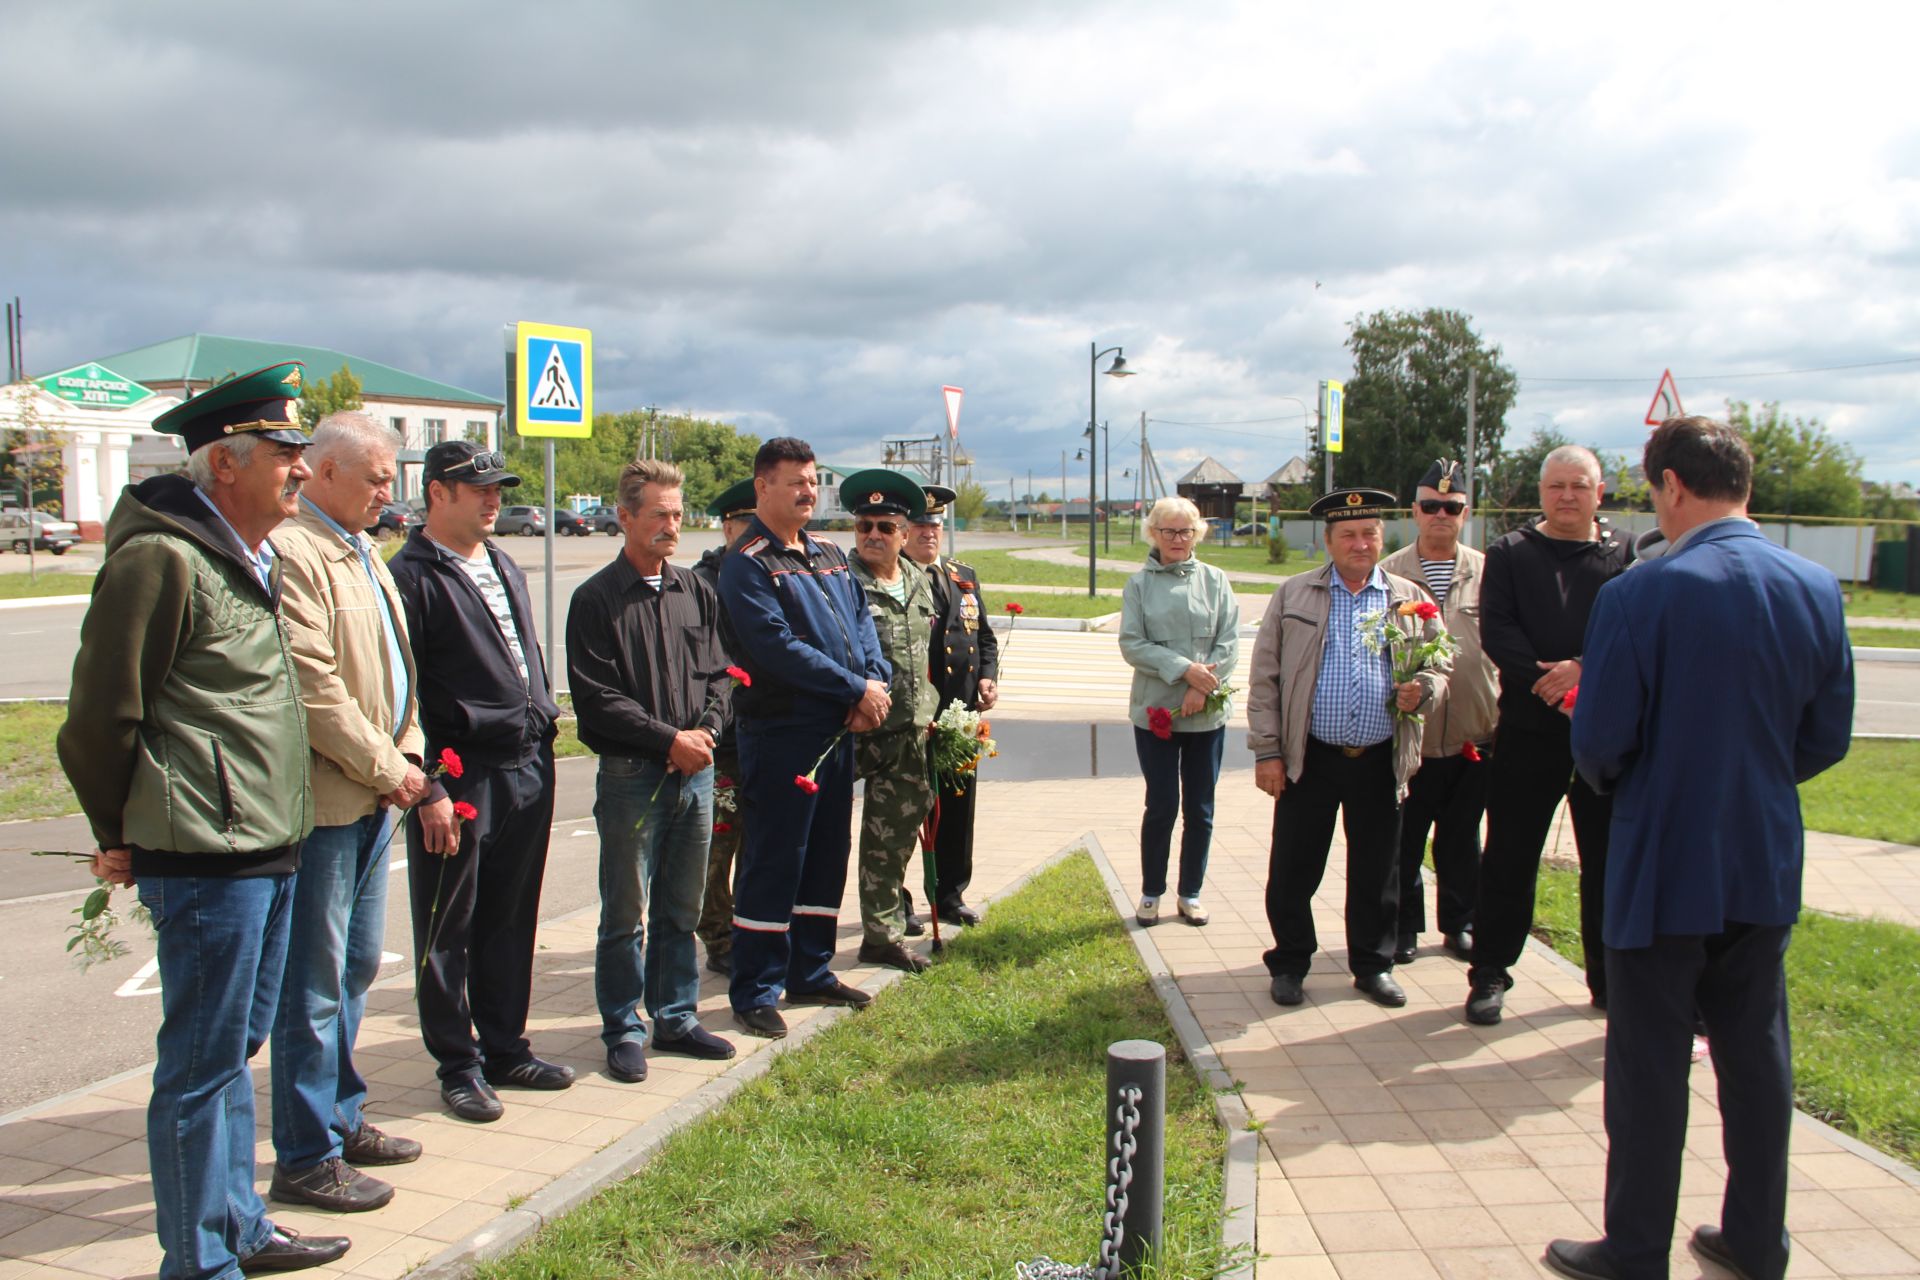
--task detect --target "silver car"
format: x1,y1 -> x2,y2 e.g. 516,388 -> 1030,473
0,510 -> 81,554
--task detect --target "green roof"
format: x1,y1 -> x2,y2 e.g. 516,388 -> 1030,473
91,333 -> 503,409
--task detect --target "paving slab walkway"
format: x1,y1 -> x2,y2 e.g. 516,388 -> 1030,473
3,772 -> 1919,1279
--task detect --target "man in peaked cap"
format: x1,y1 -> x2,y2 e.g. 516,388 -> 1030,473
905,483 -> 999,928
690,477 -> 759,978
1246,487 -> 1450,1010
842,470 -> 940,973
59,363 -> 355,1275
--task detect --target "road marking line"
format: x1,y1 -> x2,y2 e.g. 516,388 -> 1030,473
114,957 -> 161,998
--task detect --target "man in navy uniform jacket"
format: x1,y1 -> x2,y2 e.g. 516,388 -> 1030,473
1546,417 -> 1853,1280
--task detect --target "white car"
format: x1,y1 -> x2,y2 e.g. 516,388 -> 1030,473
0,510 -> 80,554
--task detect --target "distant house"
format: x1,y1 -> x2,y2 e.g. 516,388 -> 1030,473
1175,456 -> 1244,521
1262,456 -> 1312,500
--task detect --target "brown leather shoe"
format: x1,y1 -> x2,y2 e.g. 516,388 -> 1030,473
269,1157 -> 393,1213
858,939 -> 930,972
340,1123 -> 421,1166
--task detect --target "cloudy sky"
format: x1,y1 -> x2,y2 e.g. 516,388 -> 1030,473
5,1 -> 1917,493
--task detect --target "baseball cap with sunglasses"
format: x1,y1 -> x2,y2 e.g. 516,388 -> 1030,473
424,441 -> 522,488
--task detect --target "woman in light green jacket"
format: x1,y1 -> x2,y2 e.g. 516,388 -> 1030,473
1119,497 -> 1239,927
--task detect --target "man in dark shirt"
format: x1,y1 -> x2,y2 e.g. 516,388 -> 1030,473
568,460 -> 737,1084
1465,445 -> 1629,1025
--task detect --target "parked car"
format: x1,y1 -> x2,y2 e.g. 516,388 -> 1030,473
581,504 -> 623,535
494,505 -> 546,536
364,502 -> 417,540
552,507 -> 591,536
0,510 -> 80,555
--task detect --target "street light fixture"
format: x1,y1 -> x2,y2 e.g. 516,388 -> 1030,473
1089,343 -> 1135,596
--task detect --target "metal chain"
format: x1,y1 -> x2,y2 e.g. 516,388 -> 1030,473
1016,1085 -> 1143,1280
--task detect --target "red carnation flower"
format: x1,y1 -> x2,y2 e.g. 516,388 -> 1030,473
1414,601 -> 1441,621
712,821 -> 732,834
1147,706 -> 1174,741
438,747 -> 464,778
1461,740 -> 1482,762
716,776 -> 735,790
726,665 -> 752,687
794,774 -> 821,794
1005,601 -> 1025,615
1562,687 -> 1579,711
452,801 -> 478,821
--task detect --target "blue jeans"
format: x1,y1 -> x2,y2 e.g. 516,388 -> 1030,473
1133,726 -> 1225,898
270,811 -> 394,1170
138,873 -> 294,1280
594,757 -> 712,1046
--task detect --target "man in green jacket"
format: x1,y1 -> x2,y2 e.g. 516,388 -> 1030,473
57,364 -> 349,1278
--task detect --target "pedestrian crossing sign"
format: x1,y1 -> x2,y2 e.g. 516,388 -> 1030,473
513,321 -> 593,438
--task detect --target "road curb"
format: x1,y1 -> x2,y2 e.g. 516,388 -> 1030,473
0,594 -> 91,610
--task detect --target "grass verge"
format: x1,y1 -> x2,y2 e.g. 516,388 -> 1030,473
1845,587 -> 1920,620
1530,864 -> 1920,1169
0,571 -> 95,600
478,854 -> 1232,1280
0,702 -> 79,822
1850,626 -> 1920,649
964,549 -> 1136,590
1798,739 -> 1920,847
998,594 -> 1126,619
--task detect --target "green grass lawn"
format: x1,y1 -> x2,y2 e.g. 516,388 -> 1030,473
1064,541 -> 1328,576
0,571 -> 95,600
1850,626 -> 1920,649
963,549 -> 1136,590
479,855 -> 1232,1280
1799,739 -> 1920,847
1531,864 -> 1920,1168
1844,587 -> 1920,620
996,594 -> 1125,619
0,702 -> 78,822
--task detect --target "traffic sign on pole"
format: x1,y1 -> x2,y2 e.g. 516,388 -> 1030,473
513,321 -> 593,439
1321,380 -> 1345,453
942,384 -> 964,439
1645,369 -> 1683,426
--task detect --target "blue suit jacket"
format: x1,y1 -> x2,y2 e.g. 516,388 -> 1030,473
1571,520 -> 1853,949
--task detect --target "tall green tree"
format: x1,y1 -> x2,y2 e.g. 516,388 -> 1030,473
1728,400 -> 1863,519
955,478 -> 990,523
298,363 -> 364,431
502,411 -> 759,517
1331,308 -> 1518,503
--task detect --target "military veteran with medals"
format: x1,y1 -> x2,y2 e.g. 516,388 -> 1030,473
844,470 -> 940,973
1247,487 -> 1450,1009
59,364 -> 356,1276
905,483 -> 998,927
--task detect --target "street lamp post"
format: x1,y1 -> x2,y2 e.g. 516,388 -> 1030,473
1773,460 -> 1797,549
1089,343 -> 1134,596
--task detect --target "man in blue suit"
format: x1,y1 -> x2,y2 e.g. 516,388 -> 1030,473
1546,417 -> 1853,1280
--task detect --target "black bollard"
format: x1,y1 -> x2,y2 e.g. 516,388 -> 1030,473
1104,1039 -> 1164,1277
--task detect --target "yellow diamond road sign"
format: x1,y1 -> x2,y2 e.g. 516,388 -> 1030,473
514,321 -> 593,439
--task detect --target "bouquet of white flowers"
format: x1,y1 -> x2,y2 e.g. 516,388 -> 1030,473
929,700 -> 998,795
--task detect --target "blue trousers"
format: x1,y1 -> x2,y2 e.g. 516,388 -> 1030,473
593,758 -> 712,1046
729,717 -> 855,1011
1132,726 -> 1225,899
139,873 -> 294,1280
271,811 -> 393,1170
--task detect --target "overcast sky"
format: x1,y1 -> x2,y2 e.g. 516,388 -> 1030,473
5,1 -> 1916,493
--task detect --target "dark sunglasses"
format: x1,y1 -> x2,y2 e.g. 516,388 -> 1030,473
443,450 -> 508,477
855,518 -> 900,534
1418,499 -> 1467,516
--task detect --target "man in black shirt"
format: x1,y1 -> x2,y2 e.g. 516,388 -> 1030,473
567,460 -> 737,1083
1465,445 -> 1629,1025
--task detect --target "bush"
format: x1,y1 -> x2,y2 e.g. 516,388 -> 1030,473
1266,532 -> 1289,564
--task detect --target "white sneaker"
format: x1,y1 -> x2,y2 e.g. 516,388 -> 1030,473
1136,895 -> 1160,925
1177,896 -> 1210,926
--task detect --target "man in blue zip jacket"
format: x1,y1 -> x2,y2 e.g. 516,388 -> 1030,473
718,437 -> 892,1039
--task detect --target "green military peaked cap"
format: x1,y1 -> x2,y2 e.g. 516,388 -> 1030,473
152,361 -> 310,452
707,477 -> 757,521
838,468 -> 927,521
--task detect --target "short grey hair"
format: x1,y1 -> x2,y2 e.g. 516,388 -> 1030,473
308,411 -> 400,468
185,433 -> 262,489
1540,445 -> 1602,482
617,459 -> 686,512
1146,495 -> 1205,540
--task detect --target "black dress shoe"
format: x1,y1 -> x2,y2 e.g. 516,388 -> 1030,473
734,1005 -> 789,1038
269,1157 -> 394,1213
1690,1226 -> 1758,1280
652,1024 -> 738,1060
1393,935 -> 1418,965
1269,974 -> 1304,1006
340,1122 -> 421,1166
1442,929 -> 1473,960
938,901 -> 982,926
1465,982 -> 1506,1026
240,1226 -> 352,1274
1354,973 -> 1407,1007
1543,1237 -> 1626,1280
607,1040 -> 649,1083
440,1074 -> 503,1123
483,1056 -> 575,1091
903,912 -> 926,937
858,939 -> 930,972
788,976 -> 874,1007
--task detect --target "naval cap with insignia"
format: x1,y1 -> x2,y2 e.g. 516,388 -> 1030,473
707,477 -> 757,521
1308,487 -> 1398,523
838,468 -> 927,521
1415,458 -> 1466,496
152,361 -> 310,452
912,484 -> 957,526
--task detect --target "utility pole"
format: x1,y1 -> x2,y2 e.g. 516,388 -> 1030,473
1465,366 -> 1478,548
1026,468 -> 1033,531
1102,419 -> 1112,552
1060,451 -> 1068,539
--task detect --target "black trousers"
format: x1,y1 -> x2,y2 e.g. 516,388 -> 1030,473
931,777 -> 976,910
1262,739 -> 1401,980
1602,925 -> 1794,1280
408,751 -> 555,1081
1395,751 -> 1488,938
1469,721 -> 1612,1001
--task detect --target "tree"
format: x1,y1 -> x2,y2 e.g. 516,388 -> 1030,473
298,364 -> 363,431
1728,401 -> 1863,519
954,478 -> 989,523
1332,308 -> 1519,504
502,411 -> 760,518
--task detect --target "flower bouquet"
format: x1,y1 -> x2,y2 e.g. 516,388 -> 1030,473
1356,601 -> 1458,724
928,700 -> 998,795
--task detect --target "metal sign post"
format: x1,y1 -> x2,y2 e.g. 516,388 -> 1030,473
508,320 -> 594,693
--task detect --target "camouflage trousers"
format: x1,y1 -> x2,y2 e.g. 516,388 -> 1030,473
855,726 -> 936,945
696,750 -> 743,958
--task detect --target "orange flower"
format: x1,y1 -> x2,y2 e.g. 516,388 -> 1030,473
1397,601 -> 1420,617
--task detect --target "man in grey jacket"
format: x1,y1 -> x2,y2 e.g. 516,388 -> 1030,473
1247,488 -> 1450,1009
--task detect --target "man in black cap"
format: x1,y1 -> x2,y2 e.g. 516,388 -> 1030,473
1246,488 -> 1450,1008
690,477 -> 758,977
905,483 -> 999,927
389,441 -> 569,1121
58,364 -> 353,1275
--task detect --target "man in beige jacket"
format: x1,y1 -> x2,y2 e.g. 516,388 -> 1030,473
1380,459 -> 1499,965
1248,488 -> 1449,1009
269,412 -> 438,1212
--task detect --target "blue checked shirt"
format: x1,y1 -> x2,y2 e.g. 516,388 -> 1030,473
1309,566 -> 1396,748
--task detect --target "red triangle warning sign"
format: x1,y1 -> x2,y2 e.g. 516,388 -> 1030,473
1645,369 -> 1683,426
